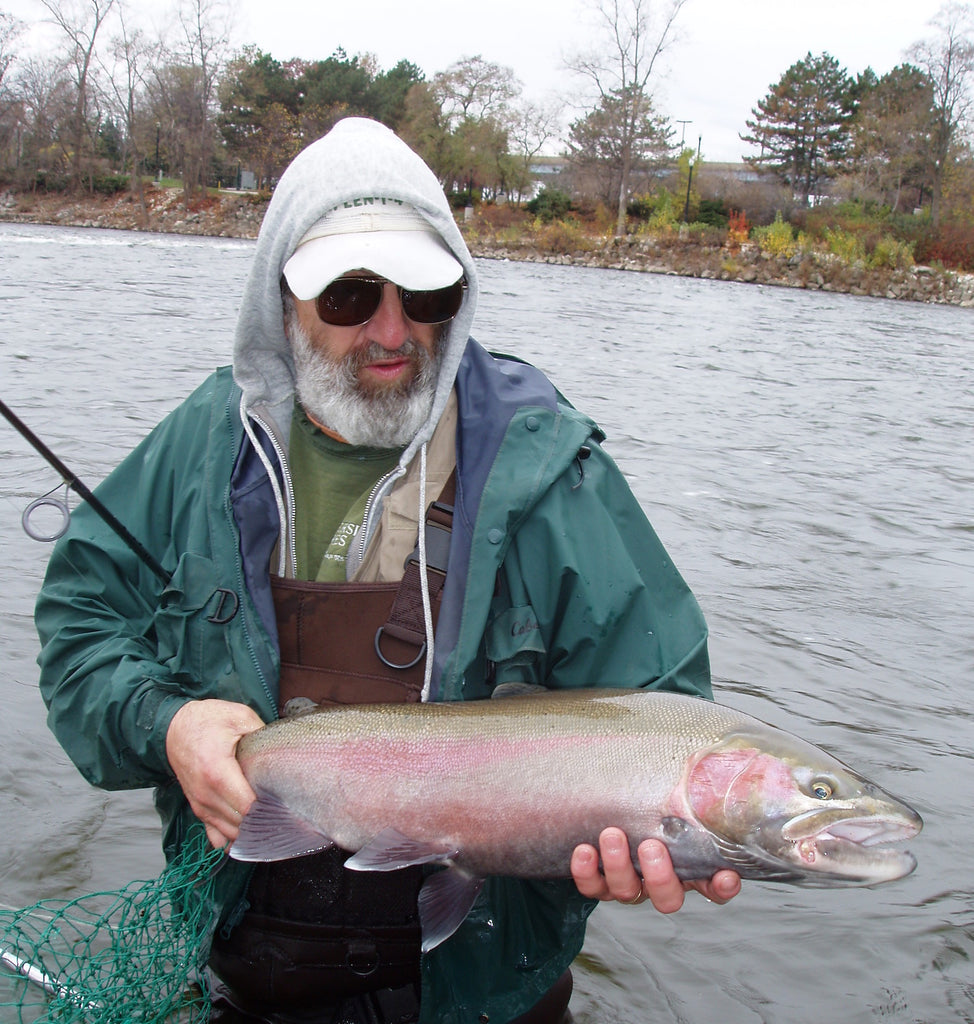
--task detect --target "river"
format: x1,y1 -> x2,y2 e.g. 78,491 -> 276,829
0,222 -> 971,1023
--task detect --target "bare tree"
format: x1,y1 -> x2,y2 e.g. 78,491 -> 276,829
0,11 -> 24,171
567,0 -> 687,236
0,11 -> 19,86
432,55 -> 520,129
908,1 -> 974,225
161,0 -> 230,201
12,54 -> 75,186
39,0 -> 117,190
507,98 -> 564,204
101,2 -> 156,219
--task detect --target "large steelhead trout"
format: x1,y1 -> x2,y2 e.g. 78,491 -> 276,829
230,689 -> 922,951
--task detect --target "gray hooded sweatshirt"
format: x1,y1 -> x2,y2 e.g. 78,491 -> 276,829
232,116 -> 478,465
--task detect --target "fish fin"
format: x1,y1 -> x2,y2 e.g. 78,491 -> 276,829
229,789 -> 334,862
345,828 -> 458,872
418,866 -> 485,952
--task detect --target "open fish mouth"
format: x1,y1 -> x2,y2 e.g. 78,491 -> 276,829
776,809 -> 922,884
820,817 -> 921,846
782,806 -> 922,845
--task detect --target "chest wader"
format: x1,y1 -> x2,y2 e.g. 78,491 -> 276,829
208,478 -> 573,1024
207,485 -> 454,1023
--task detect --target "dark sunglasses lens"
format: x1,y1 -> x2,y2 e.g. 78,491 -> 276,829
401,280 -> 465,324
315,279 -> 383,326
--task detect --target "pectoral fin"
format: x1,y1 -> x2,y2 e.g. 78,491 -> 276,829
230,789 -> 335,862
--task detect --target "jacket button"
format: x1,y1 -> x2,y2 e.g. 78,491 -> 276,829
487,529 -> 504,545
525,416 -> 540,431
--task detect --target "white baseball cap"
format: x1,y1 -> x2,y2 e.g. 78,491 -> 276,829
283,198 -> 464,299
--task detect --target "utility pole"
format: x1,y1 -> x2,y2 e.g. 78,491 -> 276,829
675,120 -> 691,149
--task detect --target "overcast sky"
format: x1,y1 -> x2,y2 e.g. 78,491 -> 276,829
4,0 -> 957,162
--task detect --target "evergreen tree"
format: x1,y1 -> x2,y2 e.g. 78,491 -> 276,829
742,51 -> 857,204
567,86 -> 672,207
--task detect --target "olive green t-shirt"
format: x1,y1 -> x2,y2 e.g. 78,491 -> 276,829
289,406 -> 404,581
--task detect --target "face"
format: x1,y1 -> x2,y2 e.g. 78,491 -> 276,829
284,273 -> 445,448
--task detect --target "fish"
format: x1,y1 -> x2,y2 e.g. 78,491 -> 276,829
230,689 -> 922,951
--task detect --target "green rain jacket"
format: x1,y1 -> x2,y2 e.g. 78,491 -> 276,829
36,342 -> 711,1024
35,119 -> 712,1024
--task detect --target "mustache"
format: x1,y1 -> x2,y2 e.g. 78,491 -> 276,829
345,339 -> 424,377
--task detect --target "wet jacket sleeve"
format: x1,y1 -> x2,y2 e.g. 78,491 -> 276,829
34,379 -> 241,792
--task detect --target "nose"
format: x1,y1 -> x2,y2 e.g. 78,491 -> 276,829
367,283 -> 411,350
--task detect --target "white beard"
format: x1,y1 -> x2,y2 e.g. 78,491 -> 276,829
286,307 -> 442,448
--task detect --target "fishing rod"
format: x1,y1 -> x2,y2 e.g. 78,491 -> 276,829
0,399 -> 172,586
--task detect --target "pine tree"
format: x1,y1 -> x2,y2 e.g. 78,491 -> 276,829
742,52 -> 857,204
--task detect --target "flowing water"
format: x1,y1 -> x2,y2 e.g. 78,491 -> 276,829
0,222 -> 971,1023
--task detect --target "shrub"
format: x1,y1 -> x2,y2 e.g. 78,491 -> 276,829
753,213 -> 797,257
698,198 -> 729,229
824,227 -> 865,264
869,234 -> 915,270
84,173 -> 130,195
727,209 -> 751,245
915,222 -> 974,271
531,217 -> 592,253
626,193 -> 656,220
526,188 -> 573,223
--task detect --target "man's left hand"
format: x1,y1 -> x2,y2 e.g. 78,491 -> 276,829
570,827 -> 741,913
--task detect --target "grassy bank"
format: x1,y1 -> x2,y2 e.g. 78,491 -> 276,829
3,184 -> 973,308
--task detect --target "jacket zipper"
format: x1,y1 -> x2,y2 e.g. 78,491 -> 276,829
346,466 -> 400,578
247,407 -> 297,579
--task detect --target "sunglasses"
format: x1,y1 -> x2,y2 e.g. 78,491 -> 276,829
315,275 -> 466,328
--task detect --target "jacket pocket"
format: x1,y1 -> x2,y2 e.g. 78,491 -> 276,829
485,604 -> 546,685
154,551 -> 239,691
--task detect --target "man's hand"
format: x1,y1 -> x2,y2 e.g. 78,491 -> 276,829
165,698 -> 265,849
570,827 -> 741,913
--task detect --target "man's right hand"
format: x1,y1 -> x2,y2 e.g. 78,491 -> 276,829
165,698 -> 265,849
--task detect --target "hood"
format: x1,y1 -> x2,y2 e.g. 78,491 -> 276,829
232,117 -> 479,470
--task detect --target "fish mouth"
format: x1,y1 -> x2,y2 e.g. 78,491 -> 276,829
782,808 -> 922,845
775,807 -> 922,885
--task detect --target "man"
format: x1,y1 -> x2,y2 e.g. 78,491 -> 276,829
35,118 -> 739,1024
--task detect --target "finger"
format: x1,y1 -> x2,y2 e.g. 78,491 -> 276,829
197,769 -> 257,842
570,843 -> 610,900
204,821 -> 234,851
599,828 -> 643,904
637,838 -> 686,914
689,870 -> 742,905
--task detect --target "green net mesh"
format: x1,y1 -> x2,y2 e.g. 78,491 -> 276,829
0,828 -> 222,1024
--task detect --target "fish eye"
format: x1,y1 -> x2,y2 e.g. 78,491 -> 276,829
810,779 -> 834,800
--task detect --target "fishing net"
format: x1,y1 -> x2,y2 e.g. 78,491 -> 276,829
0,828 -> 222,1024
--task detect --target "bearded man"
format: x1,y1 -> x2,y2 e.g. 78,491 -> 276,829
35,118 -> 740,1024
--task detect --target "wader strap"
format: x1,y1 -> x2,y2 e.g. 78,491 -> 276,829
271,471 -> 458,713
374,471 -> 456,670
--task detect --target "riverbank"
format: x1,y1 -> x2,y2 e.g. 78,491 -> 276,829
4,185 -> 974,308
